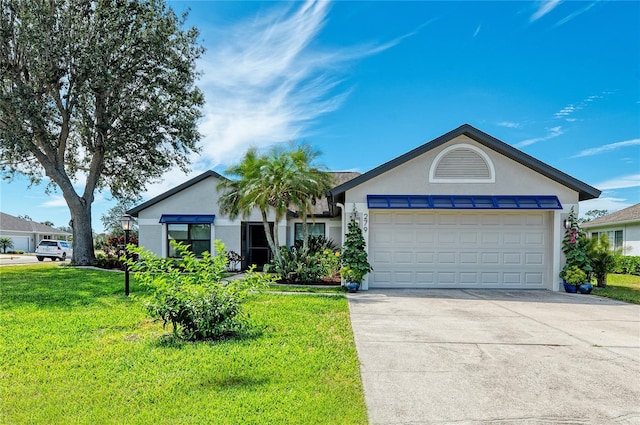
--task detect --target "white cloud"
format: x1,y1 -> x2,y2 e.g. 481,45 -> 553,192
553,92 -> 609,122
514,126 -> 564,148
530,0 -> 563,22
39,184 -> 106,208
40,196 -> 68,208
593,174 -> 640,190
579,196 -> 632,216
554,104 -> 578,119
135,0 -> 416,203
556,1 -> 599,26
192,0 -> 410,170
497,121 -> 520,129
572,139 -> 640,158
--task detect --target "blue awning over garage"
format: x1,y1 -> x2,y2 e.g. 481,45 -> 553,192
159,214 -> 215,224
367,195 -> 562,210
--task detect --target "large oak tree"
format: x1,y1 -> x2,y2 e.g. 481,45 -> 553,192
0,0 -> 204,264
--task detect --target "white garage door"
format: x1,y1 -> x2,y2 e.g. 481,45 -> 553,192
7,236 -> 30,252
369,211 -> 550,288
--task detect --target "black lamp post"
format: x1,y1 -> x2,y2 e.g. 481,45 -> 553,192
120,214 -> 133,296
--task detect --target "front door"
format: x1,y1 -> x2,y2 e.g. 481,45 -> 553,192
241,222 -> 273,270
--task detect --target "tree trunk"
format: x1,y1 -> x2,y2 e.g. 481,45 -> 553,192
67,196 -> 96,266
261,210 -> 280,263
597,273 -> 607,288
301,211 -> 309,249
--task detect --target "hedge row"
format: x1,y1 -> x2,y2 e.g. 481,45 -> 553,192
612,255 -> 640,276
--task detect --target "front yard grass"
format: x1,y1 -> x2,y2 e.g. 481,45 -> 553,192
591,273 -> 640,304
0,264 -> 367,424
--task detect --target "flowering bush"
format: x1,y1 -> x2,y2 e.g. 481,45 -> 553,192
95,234 -> 138,269
561,207 -> 592,279
322,249 -> 341,279
340,266 -> 365,284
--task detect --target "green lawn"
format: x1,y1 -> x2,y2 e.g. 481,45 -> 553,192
0,264 -> 367,425
591,273 -> 640,304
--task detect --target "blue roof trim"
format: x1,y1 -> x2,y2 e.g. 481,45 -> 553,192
159,214 -> 215,224
367,195 -> 562,210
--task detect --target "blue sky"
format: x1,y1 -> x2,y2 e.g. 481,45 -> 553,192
1,0 -> 639,233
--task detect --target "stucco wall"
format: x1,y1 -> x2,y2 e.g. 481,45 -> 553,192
136,174 -> 285,258
137,224 -> 164,257
214,224 -> 241,255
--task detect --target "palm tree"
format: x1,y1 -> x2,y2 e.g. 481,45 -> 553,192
288,143 -> 335,248
0,237 -> 14,253
218,148 -> 283,262
218,143 -> 334,262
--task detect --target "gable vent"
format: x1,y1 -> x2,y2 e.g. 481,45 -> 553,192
430,144 -> 495,183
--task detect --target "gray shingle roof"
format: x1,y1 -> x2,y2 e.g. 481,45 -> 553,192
0,212 -> 71,235
582,203 -> 640,227
290,172 -> 361,216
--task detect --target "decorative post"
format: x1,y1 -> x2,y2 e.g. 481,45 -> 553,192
120,214 -> 133,296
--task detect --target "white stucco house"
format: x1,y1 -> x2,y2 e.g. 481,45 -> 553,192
582,203 -> 640,256
128,124 -> 600,291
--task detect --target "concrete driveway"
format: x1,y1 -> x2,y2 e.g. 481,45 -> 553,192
348,290 -> 640,425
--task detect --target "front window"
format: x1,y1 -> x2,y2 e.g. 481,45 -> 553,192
592,230 -> 623,250
167,223 -> 211,257
294,223 -> 325,245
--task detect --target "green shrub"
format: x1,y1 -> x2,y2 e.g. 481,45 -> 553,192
123,240 -> 269,341
340,219 -> 372,284
94,252 -> 121,269
612,255 -> 640,275
292,236 -> 340,280
294,235 -> 337,252
268,246 -> 326,283
560,265 -> 587,285
321,248 -> 341,279
95,234 -> 139,270
268,236 -> 340,284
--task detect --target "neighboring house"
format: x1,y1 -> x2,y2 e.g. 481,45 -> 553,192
129,124 -> 600,291
0,212 -> 72,252
582,203 -> 640,256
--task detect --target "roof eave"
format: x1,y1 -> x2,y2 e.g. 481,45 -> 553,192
583,218 -> 640,228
